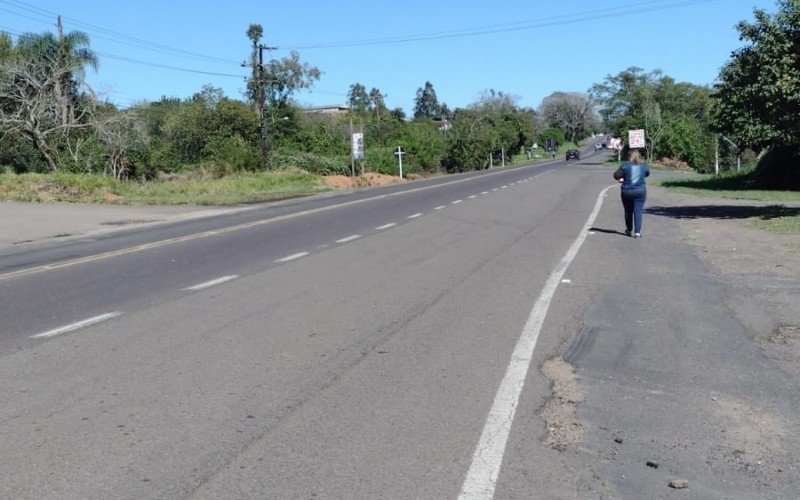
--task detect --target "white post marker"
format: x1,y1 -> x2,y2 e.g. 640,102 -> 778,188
459,184 -> 615,499
394,146 -> 404,179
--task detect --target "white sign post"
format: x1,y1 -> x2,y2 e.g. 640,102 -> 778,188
628,129 -> 645,149
394,146 -> 404,179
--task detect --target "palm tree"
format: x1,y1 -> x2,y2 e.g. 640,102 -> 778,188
16,29 -> 99,124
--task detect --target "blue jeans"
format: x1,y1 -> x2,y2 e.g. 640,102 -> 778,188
621,190 -> 646,234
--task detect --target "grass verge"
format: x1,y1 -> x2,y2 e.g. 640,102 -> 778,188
0,170 -> 329,205
656,170 -> 800,203
656,169 -> 800,235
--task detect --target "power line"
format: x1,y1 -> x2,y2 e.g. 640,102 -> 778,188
284,0 -> 720,49
95,51 -> 246,79
0,0 -> 241,66
0,25 -> 247,79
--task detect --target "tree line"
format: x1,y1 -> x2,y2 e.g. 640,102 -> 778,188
1,1 -> 799,186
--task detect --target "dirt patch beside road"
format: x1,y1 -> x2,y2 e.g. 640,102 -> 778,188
323,173 -> 408,189
651,191 -> 800,377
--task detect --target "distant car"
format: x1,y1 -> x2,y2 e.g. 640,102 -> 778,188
594,143 -> 603,150
565,149 -> 580,161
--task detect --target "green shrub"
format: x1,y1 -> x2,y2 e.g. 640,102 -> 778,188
366,146 -> 398,175
270,150 -> 350,175
538,127 -> 566,149
204,135 -> 261,172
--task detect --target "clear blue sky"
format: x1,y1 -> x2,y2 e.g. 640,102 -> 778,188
0,0 -> 779,113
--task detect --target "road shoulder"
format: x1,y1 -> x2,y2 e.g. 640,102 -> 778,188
496,186 -> 800,498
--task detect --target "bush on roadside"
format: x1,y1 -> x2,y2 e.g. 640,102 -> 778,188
270,150 -> 350,175
365,146 -> 398,175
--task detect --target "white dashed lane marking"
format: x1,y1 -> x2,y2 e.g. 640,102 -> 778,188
183,275 -> 239,291
275,252 -> 309,263
31,312 -> 122,339
434,205 -> 446,210
375,223 -> 396,230
452,200 -> 463,204
408,213 -> 423,219
336,235 -> 362,244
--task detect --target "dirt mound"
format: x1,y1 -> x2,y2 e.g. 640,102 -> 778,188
323,173 -> 407,189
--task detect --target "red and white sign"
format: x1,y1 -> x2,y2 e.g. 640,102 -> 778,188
628,129 -> 645,149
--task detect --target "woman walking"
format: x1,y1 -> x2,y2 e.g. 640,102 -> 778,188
613,149 -> 650,237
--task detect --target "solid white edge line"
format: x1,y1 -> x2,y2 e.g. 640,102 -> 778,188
32,312 -> 122,339
336,234 -> 362,244
375,223 -> 396,230
408,213 -> 423,219
183,275 -> 239,291
459,184 -> 614,499
275,252 -> 309,263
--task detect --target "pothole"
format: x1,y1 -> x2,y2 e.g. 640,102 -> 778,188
538,356 -> 586,451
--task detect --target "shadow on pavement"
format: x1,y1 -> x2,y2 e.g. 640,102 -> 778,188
645,205 -> 800,220
589,227 -> 629,237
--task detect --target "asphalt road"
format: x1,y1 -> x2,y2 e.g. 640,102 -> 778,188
1,146 -> 797,499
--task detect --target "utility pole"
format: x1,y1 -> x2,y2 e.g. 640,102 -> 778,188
244,42 -> 276,168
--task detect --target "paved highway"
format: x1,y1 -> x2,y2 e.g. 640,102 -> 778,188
1,146 -> 798,498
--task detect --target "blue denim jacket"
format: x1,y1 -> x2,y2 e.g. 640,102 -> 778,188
614,162 -> 650,193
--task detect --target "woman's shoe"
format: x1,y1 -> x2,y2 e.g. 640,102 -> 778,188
625,229 -> 632,237
634,233 -> 641,238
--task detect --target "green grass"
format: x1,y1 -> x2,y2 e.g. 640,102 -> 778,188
655,169 -> 800,235
749,214 -> 800,234
656,170 -> 800,203
0,170 -> 329,205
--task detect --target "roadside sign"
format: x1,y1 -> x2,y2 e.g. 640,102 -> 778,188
351,132 -> 364,160
629,129 -> 645,149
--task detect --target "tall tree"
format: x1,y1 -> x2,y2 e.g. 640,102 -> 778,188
369,87 -> 386,111
0,54 -> 93,170
264,51 -> 321,108
539,91 -> 596,143
0,29 -> 98,171
347,83 -> 371,112
16,29 -> 98,125
413,81 -> 441,119
713,0 -> 800,151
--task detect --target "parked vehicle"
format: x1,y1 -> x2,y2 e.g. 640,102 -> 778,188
594,143 -> 603,150
565,149 -> 580,160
